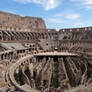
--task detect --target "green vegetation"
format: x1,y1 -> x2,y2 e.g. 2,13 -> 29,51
35,76 -> 41,90
50,62 -> 58,88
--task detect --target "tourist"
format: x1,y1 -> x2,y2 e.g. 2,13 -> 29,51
57,87 -> 61,92
41,88 -> 44,92
7,88 -> 14,92
54,88 -> 56,92
52,88 -> 55,92
50,88 -> 53,92
44,88 -> 48,92
47,88 -> 49,92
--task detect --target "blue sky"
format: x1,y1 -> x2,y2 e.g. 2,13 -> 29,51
0,0 -> 92,30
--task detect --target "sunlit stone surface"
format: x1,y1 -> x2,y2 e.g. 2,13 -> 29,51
0,11 -> 92,92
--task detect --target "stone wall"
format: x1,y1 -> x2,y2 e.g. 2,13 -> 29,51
0,11 -> 46,31
58,27 -> 92,52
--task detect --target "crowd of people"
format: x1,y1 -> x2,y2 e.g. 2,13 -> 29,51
41,87 -> 62,92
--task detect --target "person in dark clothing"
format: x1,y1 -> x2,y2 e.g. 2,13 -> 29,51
7,88 -> 14,92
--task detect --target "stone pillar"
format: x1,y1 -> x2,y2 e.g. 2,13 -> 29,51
29,63 -> 34,77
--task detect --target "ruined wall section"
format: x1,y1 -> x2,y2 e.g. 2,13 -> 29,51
58,27 -> 92,41
58,27 -> 92,52
0,11 -> 46,31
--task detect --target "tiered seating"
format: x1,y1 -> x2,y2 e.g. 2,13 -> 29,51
0,43 -> 25,50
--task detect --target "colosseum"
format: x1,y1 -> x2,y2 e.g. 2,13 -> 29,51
0,11 -> 92,92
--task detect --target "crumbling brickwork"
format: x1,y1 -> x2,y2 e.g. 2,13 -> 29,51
0,11 -> 46,31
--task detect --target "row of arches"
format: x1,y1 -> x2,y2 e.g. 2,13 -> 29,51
0,30 -> 58,41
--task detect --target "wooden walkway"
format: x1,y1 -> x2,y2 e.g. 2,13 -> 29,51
35,52 -> 77,56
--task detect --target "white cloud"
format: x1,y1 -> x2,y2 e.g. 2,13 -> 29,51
65,13 -> 81,20
72,0 -> 92,5
71,0 -> 92,10
54,11 -> 81,20
48,18 -> 64,23
84,0 -> 92,5
13,0 -> 61,10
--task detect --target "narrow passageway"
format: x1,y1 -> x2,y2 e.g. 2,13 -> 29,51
50,57 -> 59,88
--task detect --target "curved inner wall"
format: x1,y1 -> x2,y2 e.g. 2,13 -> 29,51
7,53 -> 92,92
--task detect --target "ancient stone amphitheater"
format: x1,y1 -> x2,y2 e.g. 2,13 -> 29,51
0,11 -> 92,92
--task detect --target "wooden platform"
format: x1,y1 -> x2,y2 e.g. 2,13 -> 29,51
34,52 -> 77,57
